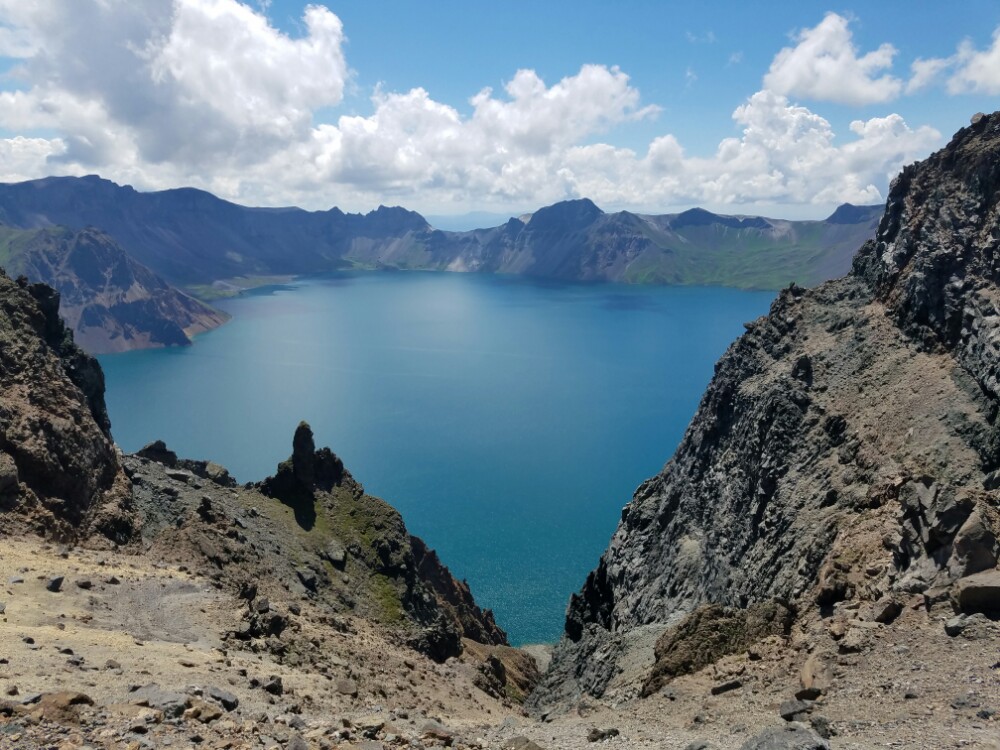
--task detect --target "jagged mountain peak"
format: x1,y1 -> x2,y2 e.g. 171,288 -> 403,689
526,197 -> 604,229
825,202 -> 882,224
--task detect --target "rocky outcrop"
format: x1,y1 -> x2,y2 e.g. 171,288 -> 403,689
531,113 -> 1000,711
0,271 -> 135,541
411,535 -> 507,646
256,422 -> 507,657
1,225 -> 229,353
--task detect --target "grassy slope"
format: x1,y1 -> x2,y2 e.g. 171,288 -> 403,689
622,221 -> 872,289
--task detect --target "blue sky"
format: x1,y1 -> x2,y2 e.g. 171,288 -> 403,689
0,1 -> 998,222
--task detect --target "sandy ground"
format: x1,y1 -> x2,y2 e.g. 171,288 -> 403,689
1,539 -> 998,749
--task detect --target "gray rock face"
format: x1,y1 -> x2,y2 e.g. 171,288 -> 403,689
531,113 -> 1000,711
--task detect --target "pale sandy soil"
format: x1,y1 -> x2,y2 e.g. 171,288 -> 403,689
1,539 -> 998,749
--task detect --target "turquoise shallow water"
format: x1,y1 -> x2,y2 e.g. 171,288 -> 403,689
99,271 -> 773,644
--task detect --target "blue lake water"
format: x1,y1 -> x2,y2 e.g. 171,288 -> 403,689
99,272 -> 773,644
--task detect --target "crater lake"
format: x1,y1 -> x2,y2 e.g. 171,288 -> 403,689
99,271 -> 773,644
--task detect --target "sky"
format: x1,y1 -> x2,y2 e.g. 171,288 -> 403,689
0,1 -> 998,224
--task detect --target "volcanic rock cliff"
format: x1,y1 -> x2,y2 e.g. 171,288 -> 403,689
531,113 -> 1000,712
0,269 -> 136,542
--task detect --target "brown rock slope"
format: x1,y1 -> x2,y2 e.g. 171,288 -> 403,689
531,112 -> 1000,720
0,270 -> 135,542
1,224 -> 229,353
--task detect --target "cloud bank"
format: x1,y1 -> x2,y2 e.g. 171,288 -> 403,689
0,2 -> 945,213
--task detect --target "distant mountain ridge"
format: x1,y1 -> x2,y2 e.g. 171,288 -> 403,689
0,176 -> 882,293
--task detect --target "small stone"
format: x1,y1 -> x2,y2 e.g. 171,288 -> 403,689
945,615 -> 968,637
587,727 -> 620,742
336,678 -> 358,697
810,716 -> 835,739
46,576 -> 64,592
206,686 -> 239,711
501,738 -> 545,750
262,675 -> 283,696
779,699 -> 813,721
295,568 -> 317,591
710,679 -> 742,695
74,579 -> 92,590
869,596 -> 902,624
421,719 -> 454,742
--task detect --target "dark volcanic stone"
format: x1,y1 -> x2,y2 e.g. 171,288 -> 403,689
262,675 -> 283,696
779,699 -> 813,721
206,685 -> 239,711
137,440 -> 178,467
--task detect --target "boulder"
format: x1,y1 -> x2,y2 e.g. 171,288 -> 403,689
0,452 -> 19,494
137,440 -> 178,467
869,596 -> 902,624
739,724 -> 830,750
323,539 -> 348,568
779,699 -> 813,721
336,678 -> 359,697
206,686 -> 239,711
952,569 -> 1000,616
950,504 -> 1000,577
129,684 -> 189,719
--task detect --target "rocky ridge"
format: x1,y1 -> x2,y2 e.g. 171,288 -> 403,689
0,176 -> 879,292
530,112 -> 1000,732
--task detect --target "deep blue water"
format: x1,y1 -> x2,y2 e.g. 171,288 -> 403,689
99,272 -> 772,644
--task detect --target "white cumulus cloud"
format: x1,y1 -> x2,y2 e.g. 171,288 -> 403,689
764,13 -> 902,105
947,28 -> 1000,94
0,2 -> 943,215
901,26 -> 1000,97
0,0 -> 348,168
